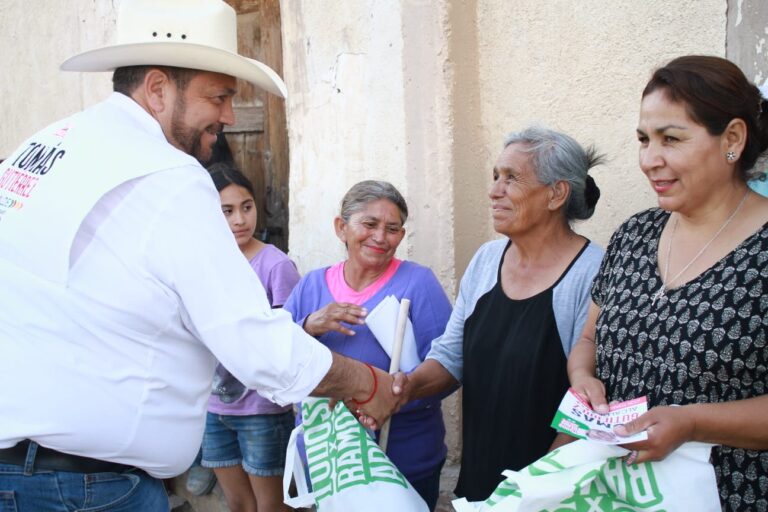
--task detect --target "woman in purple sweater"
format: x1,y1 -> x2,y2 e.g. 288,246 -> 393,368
284,180 -> 452,511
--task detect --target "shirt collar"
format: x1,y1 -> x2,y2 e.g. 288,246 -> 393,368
105,92 -> 168,141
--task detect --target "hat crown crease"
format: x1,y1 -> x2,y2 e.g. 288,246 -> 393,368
116,0 -> 237,53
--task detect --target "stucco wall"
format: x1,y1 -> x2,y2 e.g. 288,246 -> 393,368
280,0 -> 726,466
281,0 -> 726,276
0,1 -> 728,277
0,3 -> 731,269
280,1 -> 457,293
0,1 -> 115,159
469,1 -> 726,255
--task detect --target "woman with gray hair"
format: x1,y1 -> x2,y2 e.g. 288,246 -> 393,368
284,180 -> 452,511
383,126 -> 605,501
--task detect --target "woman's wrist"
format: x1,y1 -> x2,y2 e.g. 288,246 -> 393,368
684,402 -> 708,444
568,367 -> 593,386
404,367 -> 426,401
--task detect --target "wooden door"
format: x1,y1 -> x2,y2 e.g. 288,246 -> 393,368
223,0 -> 290,252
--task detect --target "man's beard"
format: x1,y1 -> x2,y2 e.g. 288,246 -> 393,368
170,95 -> 221,162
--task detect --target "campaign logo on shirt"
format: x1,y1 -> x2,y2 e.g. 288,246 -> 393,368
0,93 -> 200,285
0,130 -> 68,222
0,195 -> 23,211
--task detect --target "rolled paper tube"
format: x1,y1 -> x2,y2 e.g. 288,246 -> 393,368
378,298 -> 410,452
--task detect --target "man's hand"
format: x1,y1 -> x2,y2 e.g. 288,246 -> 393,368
312,354 -> 394,424
356,370 -> 411,428
355,367 -> 398,430
315,356 -> 457,430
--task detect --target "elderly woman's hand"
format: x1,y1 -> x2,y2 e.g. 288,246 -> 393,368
615,406 -> 696,465
303,302 -> 367,337
390,371 -> 413,412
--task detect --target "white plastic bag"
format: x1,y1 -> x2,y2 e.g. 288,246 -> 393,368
283,397 -> 428,511
453,440 -> 720,511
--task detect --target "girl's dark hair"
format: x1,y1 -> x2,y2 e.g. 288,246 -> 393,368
207,162 -> 256,198
642,55 -> 768,180
202,133 -> 235,167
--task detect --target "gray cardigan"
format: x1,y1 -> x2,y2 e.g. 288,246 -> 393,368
426,238 -> 604,382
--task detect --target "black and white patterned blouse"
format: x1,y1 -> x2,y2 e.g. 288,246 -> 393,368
592,208 -> 768,512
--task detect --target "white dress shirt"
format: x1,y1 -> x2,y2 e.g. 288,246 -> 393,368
0,93 -> 332,478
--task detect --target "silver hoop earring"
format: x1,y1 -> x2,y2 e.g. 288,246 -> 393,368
726,151 -> 737,162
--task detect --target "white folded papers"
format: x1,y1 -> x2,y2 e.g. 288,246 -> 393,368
365,295 -> 420,372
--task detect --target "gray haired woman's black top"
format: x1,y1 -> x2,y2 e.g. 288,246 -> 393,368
427,238 -> 604,500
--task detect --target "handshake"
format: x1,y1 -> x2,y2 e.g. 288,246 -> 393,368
350,366 -> 412,430
316,354 -> 454,429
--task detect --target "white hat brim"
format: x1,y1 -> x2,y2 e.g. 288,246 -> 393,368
61,42 -> 287,98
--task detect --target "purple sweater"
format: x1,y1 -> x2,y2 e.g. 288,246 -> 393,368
284,260 -> 452,481
208,244 -> 301,415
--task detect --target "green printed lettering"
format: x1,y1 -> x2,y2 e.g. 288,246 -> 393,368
528,448 -> 567,476
624,462 -> 663,507
303,399 -> 332,428
302,399 -> 413,505
550,459 -> 665,511
484,479 -> 521,506
336,461 -> 367,491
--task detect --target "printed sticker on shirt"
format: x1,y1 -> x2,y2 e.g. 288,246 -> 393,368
0,124 -> 70,222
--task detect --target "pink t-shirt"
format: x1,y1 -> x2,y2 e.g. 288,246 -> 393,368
325,258 -> 402,305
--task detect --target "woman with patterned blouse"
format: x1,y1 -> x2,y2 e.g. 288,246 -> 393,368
568,55 -> 768,512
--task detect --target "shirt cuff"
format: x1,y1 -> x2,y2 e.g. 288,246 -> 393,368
266,339 -> 333,406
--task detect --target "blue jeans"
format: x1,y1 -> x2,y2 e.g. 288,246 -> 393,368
0,452 -> 168,511
202,411 -> 294,477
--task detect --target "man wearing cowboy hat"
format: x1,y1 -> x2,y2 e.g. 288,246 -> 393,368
0,0 -> 396,509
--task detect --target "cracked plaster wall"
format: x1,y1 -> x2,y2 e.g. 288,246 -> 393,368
280,1 -> 457,286
280,0 -> 725,465
726,0 -> 768,85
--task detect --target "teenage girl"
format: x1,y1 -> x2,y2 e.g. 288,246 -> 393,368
202,162 -> 299,512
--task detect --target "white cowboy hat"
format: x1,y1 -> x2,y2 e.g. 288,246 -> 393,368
60,0 -> 287,98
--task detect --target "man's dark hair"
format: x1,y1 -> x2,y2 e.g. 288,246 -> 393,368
112,65 -> 199,95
